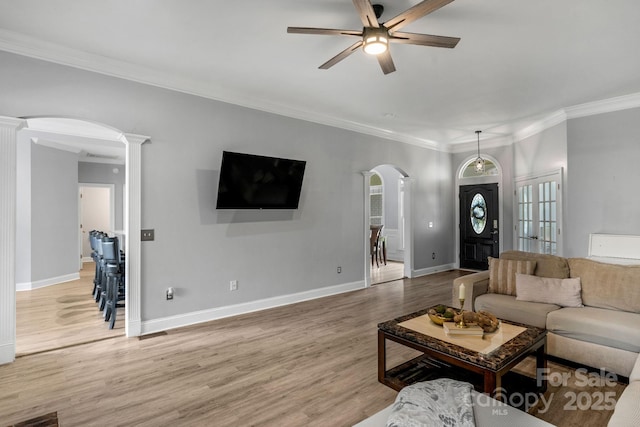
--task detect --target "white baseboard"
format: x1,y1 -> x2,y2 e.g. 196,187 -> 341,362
82,256 -> 93,263
0,341 -> 15,365
16,272 -> 80,291
141,280 -> 365,336
412,263 -> 456,278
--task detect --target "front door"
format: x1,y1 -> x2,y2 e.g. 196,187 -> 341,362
460,183 -> 499,270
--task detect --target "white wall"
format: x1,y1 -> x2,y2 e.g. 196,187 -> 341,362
0,51 -> 456,323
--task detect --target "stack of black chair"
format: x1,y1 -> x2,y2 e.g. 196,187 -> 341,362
88,230 -> 126,329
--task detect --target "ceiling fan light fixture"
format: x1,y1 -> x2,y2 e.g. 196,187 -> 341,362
363,27 -> 388,55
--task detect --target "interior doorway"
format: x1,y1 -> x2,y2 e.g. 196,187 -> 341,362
364,165 -> 411,286
0,116 -> 147,364
79,184 -> 115,263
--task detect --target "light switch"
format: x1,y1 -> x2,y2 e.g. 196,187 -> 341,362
141,229 -> 155,241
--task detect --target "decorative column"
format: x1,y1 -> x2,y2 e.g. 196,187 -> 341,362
122,133 -> 149,337
362,171 -> 374,287
0,116 -> 26,365
400,177 -> 414,279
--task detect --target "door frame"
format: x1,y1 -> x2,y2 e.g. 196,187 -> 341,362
0,116 -> 148,365
363,169 -> 413,286
454,154 -> 503,269
79,183 -> 116,265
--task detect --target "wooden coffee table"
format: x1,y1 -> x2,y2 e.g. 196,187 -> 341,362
378,307 -> 547,399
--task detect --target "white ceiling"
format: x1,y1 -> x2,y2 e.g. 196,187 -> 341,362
1,0 -> 640,151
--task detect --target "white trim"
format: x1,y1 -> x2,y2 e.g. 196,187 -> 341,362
513,110 -> 568,143
401,177 -> 414,279
0,117 -> 26,365
122,133 -> 148,338
362,171 -> 374,287
140,280 -> 365,335
565,92 -> 640,119
16,272 -> 80,291
412,263 -> 456,278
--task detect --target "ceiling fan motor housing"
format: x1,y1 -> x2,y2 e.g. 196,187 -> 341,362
363,26 -> 389,55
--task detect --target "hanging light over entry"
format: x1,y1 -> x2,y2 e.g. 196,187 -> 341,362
474,130 -> 485,174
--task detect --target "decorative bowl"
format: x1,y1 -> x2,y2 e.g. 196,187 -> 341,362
428,313 -> 453,326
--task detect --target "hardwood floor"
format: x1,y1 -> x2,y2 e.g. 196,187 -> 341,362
2,269 -> 624,426
371,260 -> 405,285
16,262 -> 123,356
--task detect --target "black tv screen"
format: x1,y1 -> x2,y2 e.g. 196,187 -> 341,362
216,151 -> 306,209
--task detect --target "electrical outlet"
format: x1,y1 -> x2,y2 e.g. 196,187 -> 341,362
432,252 -> 436,260
166,287 -> 174,300
230,280 -> 238,291
337,266 -> 342,274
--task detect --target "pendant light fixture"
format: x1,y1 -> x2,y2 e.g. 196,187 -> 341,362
474,130 -> 485,174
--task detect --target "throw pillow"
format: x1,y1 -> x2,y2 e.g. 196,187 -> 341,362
386,379 -> 475,427
515,273 -> 584,307
488,257 -> 536,296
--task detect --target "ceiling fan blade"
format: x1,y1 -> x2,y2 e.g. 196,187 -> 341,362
319,40 -> 364,70
377,50 -> 396,75
384,0 -> 455,32
352,0 -> 379,28
287,27 -> 362,37
390,32 -> 460,48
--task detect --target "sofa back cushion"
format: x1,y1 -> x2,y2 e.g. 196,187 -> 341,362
500,250 -> 570,279
488,257 -> 536,296
569,258 -> 640,313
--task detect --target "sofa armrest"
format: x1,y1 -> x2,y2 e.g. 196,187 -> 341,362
630,354 -> 640,383
452,271 -> 490,311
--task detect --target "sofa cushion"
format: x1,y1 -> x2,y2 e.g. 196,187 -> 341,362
488,257 -> 536,296
515,273 -> 583,307
474,293 -> 560,329
546,307 -> 640,353
607,381 -> 640,427
568,258 -> 640,313
501,250 -> 570,279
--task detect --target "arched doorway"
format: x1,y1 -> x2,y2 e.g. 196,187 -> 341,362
362,165 -> 413,287
454,155 -> 503,270
0,116 -> 148,364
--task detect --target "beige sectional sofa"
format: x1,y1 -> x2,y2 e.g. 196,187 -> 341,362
452,250 -> 640,378
608,353 -> 640,426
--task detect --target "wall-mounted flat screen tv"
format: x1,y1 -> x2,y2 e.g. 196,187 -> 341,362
216,151 -> 306,209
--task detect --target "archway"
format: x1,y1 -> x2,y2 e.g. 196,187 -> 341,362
0,116 -> 148,364
362,165 -> 413,287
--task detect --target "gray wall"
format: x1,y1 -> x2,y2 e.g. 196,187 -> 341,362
1,51 -> 456,322
30,143 -> 79,282
566,107 -> 640,256
78,162 -> 125,230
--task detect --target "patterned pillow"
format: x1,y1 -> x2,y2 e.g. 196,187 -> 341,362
488,257 -> 536,296
386,379 -> 475,427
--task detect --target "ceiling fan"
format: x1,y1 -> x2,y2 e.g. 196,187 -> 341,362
287,0 -> 460,75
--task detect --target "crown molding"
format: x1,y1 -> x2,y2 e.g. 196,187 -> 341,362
565,92 -> 640,119
513,110 -> 568,143
2,29 -> 639,153
0,29 -> 444,152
